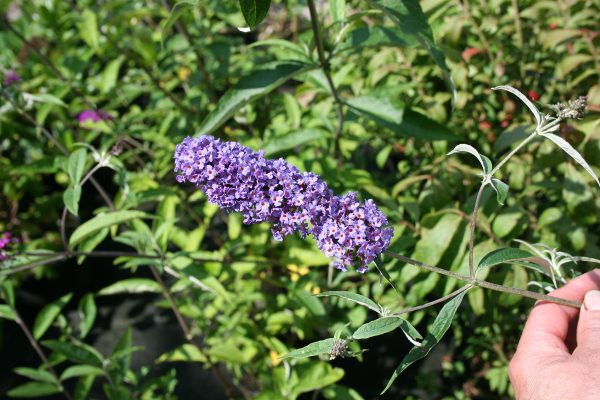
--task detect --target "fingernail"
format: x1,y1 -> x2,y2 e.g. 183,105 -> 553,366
584,290 -> 600,311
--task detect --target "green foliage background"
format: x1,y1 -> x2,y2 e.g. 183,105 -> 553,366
1,0 -> 599,398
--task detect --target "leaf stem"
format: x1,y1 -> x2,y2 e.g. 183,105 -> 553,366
385,250 -> 581,308
468,183 -> 487,277
490,131 -> 537,176
306,0 -> 345,159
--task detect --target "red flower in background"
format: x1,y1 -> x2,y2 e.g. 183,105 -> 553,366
528,90 -> 540,101
462,47 -> 483,62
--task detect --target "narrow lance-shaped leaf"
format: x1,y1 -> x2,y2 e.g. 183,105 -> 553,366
33,293 -> 73,340
98,278 -> 162,296
280,338 -> 335,360
492,85 -> 542,128
13,368 -> 56,384
69,210 -> 147,246
78,293 -> 97,339
382,290 -> 468,394
539,132 -> 600,187
195,61 -> 312,136
317,291 -> 381,314
478,248 -> 535,270
352,317 -> 403,340
448,144 -> 492,175
63,186 -> 82,216
43,340 -> 104,367
6,382 -> 61,398
67,149 -> 87,186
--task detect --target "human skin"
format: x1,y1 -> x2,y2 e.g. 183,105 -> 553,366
509,269 -> 600,400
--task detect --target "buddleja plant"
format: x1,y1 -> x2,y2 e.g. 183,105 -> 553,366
1,0 -> 598,398
169,85 -> 597,393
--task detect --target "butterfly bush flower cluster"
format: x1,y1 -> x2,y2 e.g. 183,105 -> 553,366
174,136 -> 393,272
0,232 -> 18,261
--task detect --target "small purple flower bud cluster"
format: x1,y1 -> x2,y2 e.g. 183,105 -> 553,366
174,136 -> 393,273
0,232 -> 18,261
77,110 -> 112,124
3,70 -> 21,86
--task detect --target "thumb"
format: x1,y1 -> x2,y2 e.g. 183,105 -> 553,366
576,290 -> 600,351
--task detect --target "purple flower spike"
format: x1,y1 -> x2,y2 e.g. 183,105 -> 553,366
174,136 -> 394,273
3,70 -> 21,86
77,109 -> 113,124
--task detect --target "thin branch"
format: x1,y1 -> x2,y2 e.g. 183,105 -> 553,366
12,307 -> 73,400
385,250 -> 582,308
149,264 -> 239,399
306,0 -> 345,159
392,284 -> 472,315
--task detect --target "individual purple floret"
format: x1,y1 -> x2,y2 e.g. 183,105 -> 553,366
77,109 -> 113,124
174,136 -> 393,272
3,70 -> 21,86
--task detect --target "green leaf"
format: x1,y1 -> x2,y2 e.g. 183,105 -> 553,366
33,293 -> 73,340
161,0 -> 199,48
196,61 -> 312,136
346,98 -> 459,141
7,382 -> 61,398
491,179 -> 509,205
1,281 -> 15,307
352,317 -> 403,340
78,10 -> 100,50
78,293 -> 96,339
0,304 -> 16,321
478,248 -> 535,270
67,149 -> 87,186
367,0 -> 455,104
263,129 -> 326,156
295,290 -> 326,316
317,291 -> 381,314
239,0 -> 271,28
381,290 -> 468,394
539,132 -> 600,187
99,56 -> 125,93
13,368 -> 56,384
448,144 -> 492,175
339,26 -> 417,51
63,186 -> 82,216
280,338 -> 335,360
26,93 -> 67,107
156,343 -> 207,363
42,340 -> 103,367
329,0 -> 346,22
98,278 -> 162,295
69,210 -> 147,247
60,365 -> 105,380
492,85 -> 542,128
345,96 -> 403,124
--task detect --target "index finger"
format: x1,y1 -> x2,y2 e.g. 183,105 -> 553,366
516,269 -> 600,357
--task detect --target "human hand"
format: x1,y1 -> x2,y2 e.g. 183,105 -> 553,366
509,269 -> 600,400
